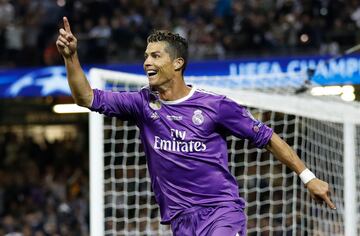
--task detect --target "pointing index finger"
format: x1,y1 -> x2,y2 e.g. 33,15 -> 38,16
63,17 -> 72,33
323,194 -> 336,210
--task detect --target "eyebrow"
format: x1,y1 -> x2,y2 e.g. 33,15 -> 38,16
144,51 -> 161,55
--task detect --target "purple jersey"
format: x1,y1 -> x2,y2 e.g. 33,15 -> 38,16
90,86 -> 273,224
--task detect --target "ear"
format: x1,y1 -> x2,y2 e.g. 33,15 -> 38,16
173,58 -> 185,71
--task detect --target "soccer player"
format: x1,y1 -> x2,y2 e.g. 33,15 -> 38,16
56,17 -> 336,236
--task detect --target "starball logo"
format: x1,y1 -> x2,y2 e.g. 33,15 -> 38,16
154,128 -> 206,152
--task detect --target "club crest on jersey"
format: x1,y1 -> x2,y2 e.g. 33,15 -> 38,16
192,109 -> 204,125
149,99 -> 162,110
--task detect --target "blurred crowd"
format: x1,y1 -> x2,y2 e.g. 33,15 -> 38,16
0,0 -> 359,67
0,131 -> 89,236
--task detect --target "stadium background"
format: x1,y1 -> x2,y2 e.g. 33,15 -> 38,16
0,0 -> 360,235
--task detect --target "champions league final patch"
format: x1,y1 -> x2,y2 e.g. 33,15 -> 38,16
253,122 -> 263,133
192,109 -> 204,125
149,99 -> 162,110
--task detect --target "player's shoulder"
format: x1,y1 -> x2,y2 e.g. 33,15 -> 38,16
194,87 -> 245,109
194,87 -> 226,100
191,87 -> 228,111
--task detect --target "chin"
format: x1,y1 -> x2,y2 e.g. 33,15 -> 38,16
148,77 -> 159,86
148,80 -> 156,87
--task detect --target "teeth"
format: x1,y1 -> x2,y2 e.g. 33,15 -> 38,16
147,70 -> 157,76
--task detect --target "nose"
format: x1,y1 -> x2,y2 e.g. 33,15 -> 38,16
144,56 -> 152,68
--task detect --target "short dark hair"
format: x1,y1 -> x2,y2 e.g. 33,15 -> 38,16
147,30 -> 188,73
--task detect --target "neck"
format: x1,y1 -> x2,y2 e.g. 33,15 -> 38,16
155,77 -> 191,101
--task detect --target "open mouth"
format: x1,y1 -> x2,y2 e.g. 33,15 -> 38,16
147,70 -> 158,77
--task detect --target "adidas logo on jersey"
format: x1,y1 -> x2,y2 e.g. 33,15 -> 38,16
151,112 -> 159,120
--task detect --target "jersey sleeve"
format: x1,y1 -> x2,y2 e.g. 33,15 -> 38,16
218,96 -> 273,148
89,89 -> 144,120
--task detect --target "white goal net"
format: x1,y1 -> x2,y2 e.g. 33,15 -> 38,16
89,68 -> 360,236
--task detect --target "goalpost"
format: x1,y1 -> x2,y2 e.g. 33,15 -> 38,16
89,68 -> 360,236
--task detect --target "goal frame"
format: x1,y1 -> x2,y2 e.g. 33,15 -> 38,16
88,68 -> 360,236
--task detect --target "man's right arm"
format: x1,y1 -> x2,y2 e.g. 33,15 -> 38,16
56,17 -> 93,108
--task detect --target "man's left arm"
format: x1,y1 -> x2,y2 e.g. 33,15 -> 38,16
266,132 -> 336,210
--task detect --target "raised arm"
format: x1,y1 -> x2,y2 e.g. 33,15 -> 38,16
266,133 -> 336,209
56,17 -> 93,108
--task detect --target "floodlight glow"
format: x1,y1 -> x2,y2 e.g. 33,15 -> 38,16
311,86 -> 342,96
341,92 -> 356,101
57,0 -> 66,7
310,85 -> 355,102
53,104 -> 90,114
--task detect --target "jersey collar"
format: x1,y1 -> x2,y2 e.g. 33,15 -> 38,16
160,85 -> 196,105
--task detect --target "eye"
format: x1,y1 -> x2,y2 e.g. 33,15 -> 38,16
152,53 -> 160,58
